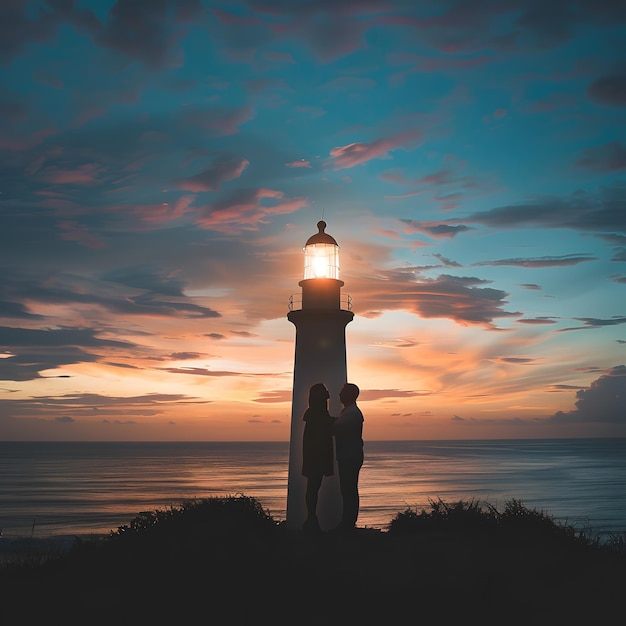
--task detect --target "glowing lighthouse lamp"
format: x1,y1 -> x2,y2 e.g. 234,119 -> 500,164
286,221 -> 354,531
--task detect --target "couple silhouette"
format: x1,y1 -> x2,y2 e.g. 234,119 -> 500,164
301,382 -> 364,534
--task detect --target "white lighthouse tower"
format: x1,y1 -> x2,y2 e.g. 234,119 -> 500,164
286,220 -> 354,531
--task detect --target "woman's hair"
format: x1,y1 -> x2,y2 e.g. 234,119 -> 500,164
308,383 -> 329,408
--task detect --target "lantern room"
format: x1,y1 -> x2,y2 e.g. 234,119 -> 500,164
303,220 -> 339,280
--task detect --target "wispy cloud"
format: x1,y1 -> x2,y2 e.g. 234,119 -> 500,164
329,130 -> 421,170
576,142 -> 626,172
473,255 -> 597,268
194,188 -> 307,233
178,156 -> 249,192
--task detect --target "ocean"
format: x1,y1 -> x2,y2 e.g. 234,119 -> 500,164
1,439 -> 625,543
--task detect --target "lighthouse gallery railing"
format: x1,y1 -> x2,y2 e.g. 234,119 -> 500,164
288,294 -> 352,312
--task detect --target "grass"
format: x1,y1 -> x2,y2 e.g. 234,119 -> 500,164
1,495 -> 625,624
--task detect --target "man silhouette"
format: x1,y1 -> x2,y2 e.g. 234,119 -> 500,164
332,383 -> 364,532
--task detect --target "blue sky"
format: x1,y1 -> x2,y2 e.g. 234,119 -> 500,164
1,0 -> 625,441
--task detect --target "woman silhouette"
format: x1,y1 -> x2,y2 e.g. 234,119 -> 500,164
301,383 -> 335,532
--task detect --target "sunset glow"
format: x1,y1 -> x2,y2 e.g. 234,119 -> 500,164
0,1 -> 625,441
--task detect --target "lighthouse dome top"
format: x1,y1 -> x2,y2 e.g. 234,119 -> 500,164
305,220 -> 338,246
302,220 -> 340,280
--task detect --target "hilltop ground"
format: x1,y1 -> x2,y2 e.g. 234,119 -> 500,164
1,496 -> 624,625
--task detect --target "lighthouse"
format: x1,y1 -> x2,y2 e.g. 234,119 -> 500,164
286,220 -> 354,530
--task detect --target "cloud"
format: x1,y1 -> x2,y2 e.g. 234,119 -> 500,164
178,156 -> 249,192
0,5 -> 54,64
248,417 -> 282,424
162,367 -> 279,378
576,142 -> 626,172
474,255 -> 597,268
0,391 -> 209,422
496,357 -> 535,364
329,130 -> 421,170
194,188 -> 307,233
182,105 -> 255,137
401,220 -> 473,239
126,294 -> 222,317
588,74 -> 626,107
253,390 -> 292,403
517,317 -> 557,325
38,163 -> 104,185
57,221 -> 106,249
1,273 -> 221,321
457,185 -> 626,233
238,1 -> 384,62
102,266 -> 187,296
0,325 -> 135,381
161,367 -> 245,377
352,270 -> 519,328
388,52 -> 490,85
0,300 -> 44,320
555,316 -> 626,332
55,416 -> 75,423
359,389 -> 431,401
95,0 -> 203,70
169,352 -> 205,360
432,253 -> 462,268
571,317 -> 626,329
230,331 -> 259,338
410,274 -> 519,327
551,365 -> 626,423
377,1 -> 626,55
382,164 -> 498,208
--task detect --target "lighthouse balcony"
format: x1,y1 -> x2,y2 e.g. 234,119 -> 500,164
288,293 -> 352,312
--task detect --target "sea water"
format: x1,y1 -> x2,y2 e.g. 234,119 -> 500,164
1,439 -> 624,541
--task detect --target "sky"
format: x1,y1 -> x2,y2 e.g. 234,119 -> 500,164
0,0 -> 625,442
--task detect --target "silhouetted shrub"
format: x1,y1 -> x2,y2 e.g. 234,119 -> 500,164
113,493 -> 277,538
388,497 -> 598,548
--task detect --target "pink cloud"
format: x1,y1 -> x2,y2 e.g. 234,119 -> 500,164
211,105 -> 255,136
195,188 -> 307,233
285,160 -> 312,168
57,221 -> 106,249
39,163 -> 103,185
389,52 -> 491,84
382,169 -> 455,186
0,127 -> 57,152
106,199 -> 191,227
183,105 -> 255,137
174,195 -> 196,213
330,129 -> 421,170
178,157 -> 249,192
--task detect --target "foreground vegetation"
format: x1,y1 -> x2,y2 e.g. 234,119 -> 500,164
1,496 -> 624,624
